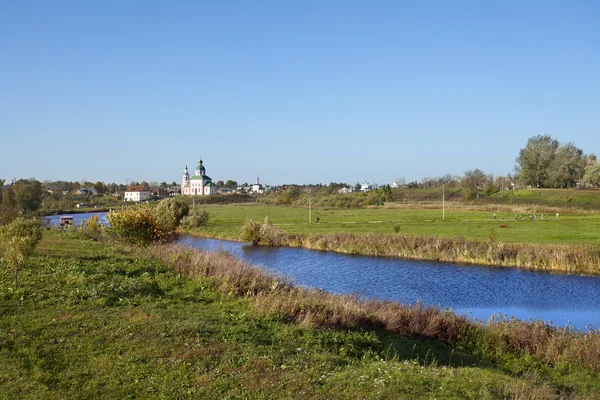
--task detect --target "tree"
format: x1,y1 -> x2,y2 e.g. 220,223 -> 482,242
216,180 -> 225,188
547,143 -> 584,188
0,217 -> 42,288
0,187 -> 20,226
462,169 -> 487,199
225,180 -> 238,188
94,181 -> 106,195
11,179 -> 42,213
515,135 -> 559,188
582,158 -> 600,187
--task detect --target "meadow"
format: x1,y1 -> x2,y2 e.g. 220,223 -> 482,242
195,203 -> 600,246
1,230 -> 599,398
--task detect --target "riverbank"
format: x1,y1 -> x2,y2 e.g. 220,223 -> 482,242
1,230 -> 599,398
182,227 -> 600,276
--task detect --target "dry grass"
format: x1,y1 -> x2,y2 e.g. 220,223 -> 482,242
148,244 -> 600,373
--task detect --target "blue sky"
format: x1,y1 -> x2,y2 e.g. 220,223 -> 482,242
1,1 -> 598,185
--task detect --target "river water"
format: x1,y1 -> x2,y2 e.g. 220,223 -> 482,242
175,235 -> 600,331
46,212 -> 600,330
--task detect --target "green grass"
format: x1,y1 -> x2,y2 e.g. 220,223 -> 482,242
194,203 -> 600,246
2,231 -> 596,398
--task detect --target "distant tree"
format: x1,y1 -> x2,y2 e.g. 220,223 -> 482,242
225,180 -> 237,188
216,180 -> 225,188
275,186 -> 301,205
582,158 -> 600,187
379,184 -> 392,201
159,182 -> 168,189
0,217 -> 42,288
546,143 -> 584,188
354,182 -> 361,192
11,179 -> 42,213
462,169 -> 487,199
93,181 -> 106,195
515,135 -> 559,188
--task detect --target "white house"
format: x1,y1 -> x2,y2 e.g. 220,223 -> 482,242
338,187 -> 354,194
124,186 -> 151,202
181,159 -> 218,196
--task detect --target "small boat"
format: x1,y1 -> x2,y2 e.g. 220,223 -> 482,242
59,216 -> 74,226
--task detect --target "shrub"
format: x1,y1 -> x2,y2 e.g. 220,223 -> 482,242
0,217 -> 42,288
241,217 -> 281,245
241,218 -> 262,244
180,207 -> 209,228
83,214 -> 103,239
107,206 -> 171,246
154,198 -> 189,230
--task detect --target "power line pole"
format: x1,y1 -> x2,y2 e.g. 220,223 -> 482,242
442,184 -> 445,221
309,189 -> 312,223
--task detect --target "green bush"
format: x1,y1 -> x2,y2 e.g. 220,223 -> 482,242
241,217 -> 280,245
107,206 -> 171,246
241,218 -> 262,244
154,198 -> 189,230
180,207 -> 209,228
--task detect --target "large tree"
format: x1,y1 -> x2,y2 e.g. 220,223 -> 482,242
10,179 -> 43,213
515,135 -> 559,188
582,157 -> 600,187
547,143 -> 584,188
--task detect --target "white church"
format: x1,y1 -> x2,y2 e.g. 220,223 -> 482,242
181,159 -> 218,196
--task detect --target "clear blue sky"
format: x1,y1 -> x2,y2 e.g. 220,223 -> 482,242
1,1 -> 598,186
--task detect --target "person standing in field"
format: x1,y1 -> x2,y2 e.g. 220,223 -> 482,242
556,213 -> 560,220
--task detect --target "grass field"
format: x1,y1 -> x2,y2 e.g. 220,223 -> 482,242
1,230 -> 599,398
196,203 -> 600,246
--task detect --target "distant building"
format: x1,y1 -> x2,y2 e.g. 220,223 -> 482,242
124,185 -> 150,202
73,187 -> 98,196
151,187 -> 169,198
181,159 -> 217,196
360,182 -> 372,192
338,187 -> 354,194
251,177 -> 264,194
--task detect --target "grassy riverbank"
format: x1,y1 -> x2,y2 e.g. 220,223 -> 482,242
1,230 -> 599,398
181,203 -> 600,274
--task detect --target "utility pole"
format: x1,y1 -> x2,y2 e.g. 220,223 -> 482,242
442,184 -> 445,221
309,189 -> 312,223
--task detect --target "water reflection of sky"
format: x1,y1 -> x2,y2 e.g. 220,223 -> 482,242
45,211 -> 109,227
176,235 -> 600,331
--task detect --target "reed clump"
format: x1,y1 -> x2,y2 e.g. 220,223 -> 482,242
148,244 -> 600,373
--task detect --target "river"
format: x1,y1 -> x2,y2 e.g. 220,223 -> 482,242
46,212 -> 600,330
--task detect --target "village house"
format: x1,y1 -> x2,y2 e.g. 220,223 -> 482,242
124,185 -> 151,202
